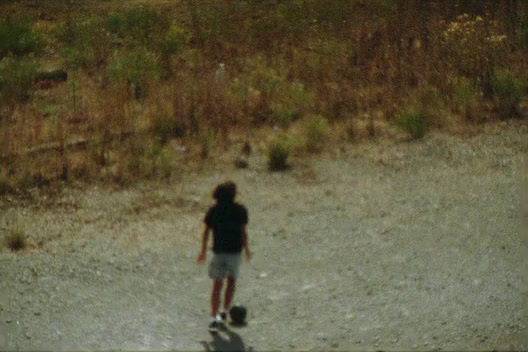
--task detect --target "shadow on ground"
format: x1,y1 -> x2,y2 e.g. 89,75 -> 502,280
201,326 -> 252,352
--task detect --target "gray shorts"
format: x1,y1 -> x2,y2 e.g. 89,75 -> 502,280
208,253 -> 242,280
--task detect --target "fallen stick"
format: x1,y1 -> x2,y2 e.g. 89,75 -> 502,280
0,130 -> 135,161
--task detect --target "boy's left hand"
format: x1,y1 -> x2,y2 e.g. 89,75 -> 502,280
197,251 -> 206,264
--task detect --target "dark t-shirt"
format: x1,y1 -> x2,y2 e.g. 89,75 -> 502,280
204,201 -> 248,254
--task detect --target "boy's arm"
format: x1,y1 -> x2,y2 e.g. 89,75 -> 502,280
241,225 -> 252,261
197,226 -> 210,264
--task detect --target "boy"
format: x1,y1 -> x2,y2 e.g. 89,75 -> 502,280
197,181 -> 252,333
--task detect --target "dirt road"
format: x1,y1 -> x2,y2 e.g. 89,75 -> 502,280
1,123 -> 527,351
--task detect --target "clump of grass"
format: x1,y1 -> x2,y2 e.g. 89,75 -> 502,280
106,47 -> 159,99
0,16 -> 42,57
397,110 -> 427,140
267,135 -> 292,171
5,227 -> 27,251
304,114 -> 330,153
491,69 -> 525,118
0,55 -> 38,104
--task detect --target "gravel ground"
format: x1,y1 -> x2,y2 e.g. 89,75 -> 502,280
1,122 -> 527,351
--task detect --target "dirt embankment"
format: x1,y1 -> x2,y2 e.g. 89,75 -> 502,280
1,122 -> 527,351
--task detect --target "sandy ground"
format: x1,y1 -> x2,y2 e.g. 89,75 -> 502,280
1,122 -> 527,351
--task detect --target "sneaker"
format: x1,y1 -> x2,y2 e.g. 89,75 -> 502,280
208,320 -> 220,333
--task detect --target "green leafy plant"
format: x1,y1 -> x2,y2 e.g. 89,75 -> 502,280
397,110 -> 427,140
0,16 -> 42,58
267,135 -> 292,171
491,70 -> 525,118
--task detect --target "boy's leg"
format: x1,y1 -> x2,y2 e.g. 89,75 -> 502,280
224,276 -> 236,312
211,279 -> 224,318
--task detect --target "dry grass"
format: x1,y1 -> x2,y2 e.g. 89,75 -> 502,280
0,0 -> 527,191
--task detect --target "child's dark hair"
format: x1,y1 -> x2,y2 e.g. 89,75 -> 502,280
213,181 -> 237,203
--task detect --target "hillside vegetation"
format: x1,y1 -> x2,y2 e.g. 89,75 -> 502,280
0,0 -> 527,192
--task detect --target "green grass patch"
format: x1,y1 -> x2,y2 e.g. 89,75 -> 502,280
0,16 -> 42,58
267,135 -> 292,171
397,110 -> 427,140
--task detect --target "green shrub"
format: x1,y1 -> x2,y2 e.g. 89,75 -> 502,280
267,136 -> 292,171
0,55 -> 37,104
161,22 -> 191,56
106,7 -> 167,45
0,16 -> 42,58
56,17 -> 110,70
5,227 -> 27,251
305,114 -> 329,152
397,110 -> 427,139
106,47 -> 159,98
491,70 -> 525,118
